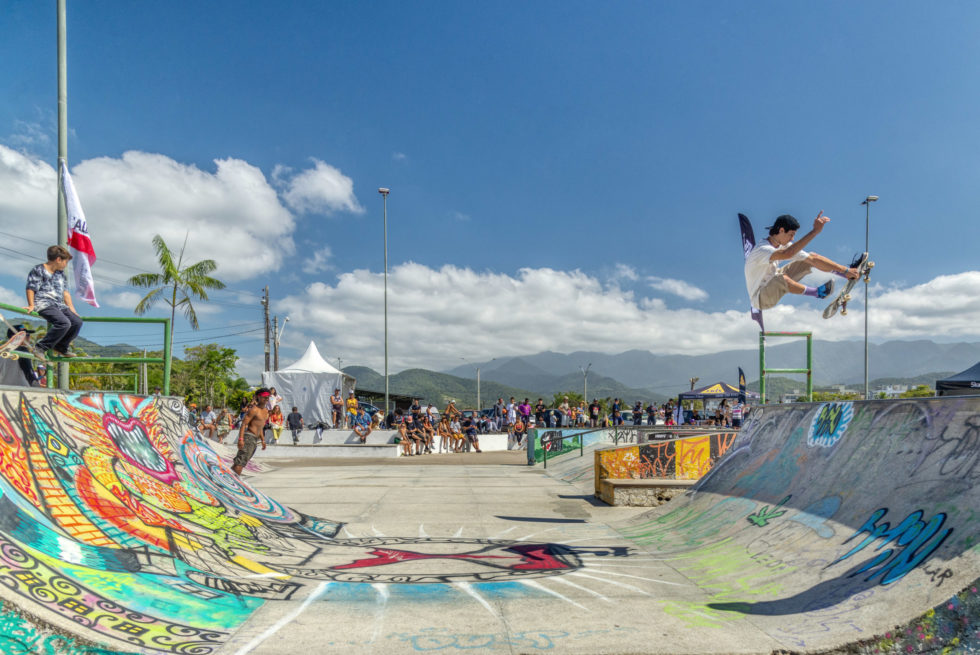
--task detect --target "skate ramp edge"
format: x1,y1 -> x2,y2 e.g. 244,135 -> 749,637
613,397 -> 980,652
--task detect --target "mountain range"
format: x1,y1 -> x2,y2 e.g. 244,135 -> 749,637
444,339 -> 980,397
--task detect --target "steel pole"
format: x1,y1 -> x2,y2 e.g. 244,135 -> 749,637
57,0 -> 69,389
864,201 -> 870,400
382,191 -> 389,417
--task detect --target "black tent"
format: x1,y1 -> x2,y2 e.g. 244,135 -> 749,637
936,362 -> 980,396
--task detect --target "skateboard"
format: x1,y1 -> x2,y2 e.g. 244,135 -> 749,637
0,331 -> 30,360
823,252 -> 873,319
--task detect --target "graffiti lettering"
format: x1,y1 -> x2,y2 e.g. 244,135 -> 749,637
830,508 -> 952,584
922,564 -> 954,587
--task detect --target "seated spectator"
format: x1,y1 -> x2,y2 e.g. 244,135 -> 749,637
461,413 -> 481,453
199,404 -> 218,441
437,416 -> 452,453
268,406 -> 284,443
214,408 -> 235,442
449,417 -> 464,453
510,419 -> 527,449
353,407 -> 372,443
419,415 -> 434,453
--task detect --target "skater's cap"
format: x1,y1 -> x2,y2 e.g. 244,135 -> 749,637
5,324 -> 35,338
766,214 -> 800,232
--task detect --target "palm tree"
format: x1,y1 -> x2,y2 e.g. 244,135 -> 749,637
128,234 -> 226,330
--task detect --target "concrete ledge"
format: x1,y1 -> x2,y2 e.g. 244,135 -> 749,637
260,443 -> 400,459
596,477 -> 696,507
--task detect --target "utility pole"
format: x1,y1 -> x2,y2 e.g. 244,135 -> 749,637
272,316 -> 279,371
262,286 -> 270,372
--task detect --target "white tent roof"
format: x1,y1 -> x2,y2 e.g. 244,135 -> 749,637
280,341 -> 342,374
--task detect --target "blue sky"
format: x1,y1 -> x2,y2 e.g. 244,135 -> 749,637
2,1 -> 979,382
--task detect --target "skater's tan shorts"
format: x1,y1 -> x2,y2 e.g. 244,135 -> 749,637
757,260 -> 813,310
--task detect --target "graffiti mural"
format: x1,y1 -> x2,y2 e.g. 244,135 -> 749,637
595,432 -> 737,483
0,391 -> 618,653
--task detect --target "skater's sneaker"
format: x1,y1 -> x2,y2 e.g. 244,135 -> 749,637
816,280 -> 834,299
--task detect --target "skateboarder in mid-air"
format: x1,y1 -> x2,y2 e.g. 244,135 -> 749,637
744,213 -> 863,311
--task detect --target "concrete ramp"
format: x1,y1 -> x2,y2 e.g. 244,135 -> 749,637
1,388 -> 980,654
616,397 -> 980,651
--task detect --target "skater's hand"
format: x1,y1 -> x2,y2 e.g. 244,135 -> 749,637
844,266 -> 860,280
237,439 -> 244,448
812,211 -> 829,232
261,441 -> 267,450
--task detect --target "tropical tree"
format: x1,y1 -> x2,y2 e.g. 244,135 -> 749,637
183,344 -> 239,406
128,234 -> 226,330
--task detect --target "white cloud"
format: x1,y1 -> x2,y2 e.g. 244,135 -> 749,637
268,264 -> 980,377
392,152 -> 407,161
450,211 -> 470,222
302,247 -> 333,274
0,145 -> 297,283
648,276 -> 709,301
275,158 -> 363,216
611,264 -> 639,282
0,285 -> 22,307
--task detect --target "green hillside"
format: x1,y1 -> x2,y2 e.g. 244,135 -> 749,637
344,366 -> 537,409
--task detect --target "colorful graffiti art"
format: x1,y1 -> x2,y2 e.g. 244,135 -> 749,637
595,432 -> 737,482
0,391 -> 605,653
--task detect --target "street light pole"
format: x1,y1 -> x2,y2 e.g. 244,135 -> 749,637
379,188 -> 390,417
273,316 -> 289,371
460,357 -> 480,410
861,195 -> 878,400
579,363 -> 591,401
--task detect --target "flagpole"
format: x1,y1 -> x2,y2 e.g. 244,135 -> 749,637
56,0 -> 69,389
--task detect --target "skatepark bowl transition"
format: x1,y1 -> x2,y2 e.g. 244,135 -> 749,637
1,387 -> 980,654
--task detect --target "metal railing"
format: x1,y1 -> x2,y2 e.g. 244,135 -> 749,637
539,429 -> 585,469
0,302 -> 172,394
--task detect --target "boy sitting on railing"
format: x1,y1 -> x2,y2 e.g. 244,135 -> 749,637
24,245 -> 84,359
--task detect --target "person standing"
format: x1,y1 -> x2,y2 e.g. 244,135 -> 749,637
286,406 -> 304,444
25,245 -> 84,359
329,388 -> 343,429
233,389 -> 270,475
345,391 -> 359,429
589,399 -> 600,428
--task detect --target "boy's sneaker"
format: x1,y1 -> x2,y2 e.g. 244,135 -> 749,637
30,345 -> 48,362
816,280 -> 835,299
54,349 -> 79,358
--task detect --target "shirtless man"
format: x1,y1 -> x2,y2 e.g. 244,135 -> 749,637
232,388 -> 270,475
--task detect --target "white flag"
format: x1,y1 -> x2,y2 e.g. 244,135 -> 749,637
60,160 -> 98,308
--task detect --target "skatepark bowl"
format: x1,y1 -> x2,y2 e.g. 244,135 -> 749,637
1,387 -> 980,654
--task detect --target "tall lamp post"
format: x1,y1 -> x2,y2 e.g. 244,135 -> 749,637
273,316 -> 289,370
461,358 -> 481,410
579,363 -> 592,401
861,195 -> 878,400
379,188 -> 390,416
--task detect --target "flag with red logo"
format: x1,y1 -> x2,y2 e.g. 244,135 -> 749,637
60,160 -> 98,307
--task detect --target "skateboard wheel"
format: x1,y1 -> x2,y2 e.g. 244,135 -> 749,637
843,294 -> 851,302
9,354 -> 17,361
0,352 -> 7,359
841,308 -> 848,316
867,261 -> 875,269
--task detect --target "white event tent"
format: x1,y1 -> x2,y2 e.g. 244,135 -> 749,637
261,341 -> 356,425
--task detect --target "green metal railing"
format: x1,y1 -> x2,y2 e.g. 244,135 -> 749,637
0,302 -> 172,394
759,330 -> 812,404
